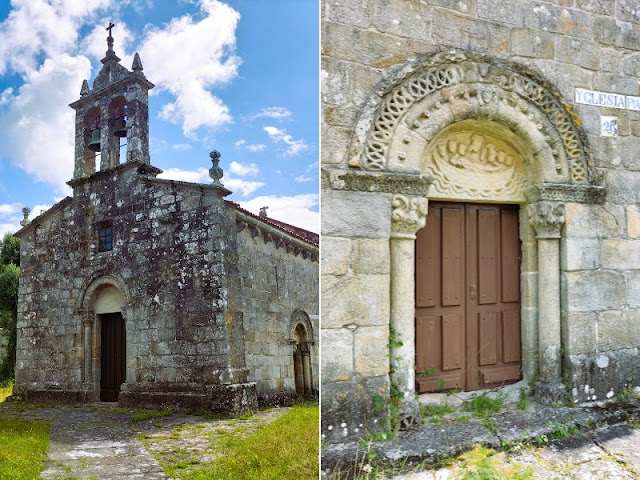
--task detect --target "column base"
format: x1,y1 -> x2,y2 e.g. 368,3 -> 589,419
535,381 -> 566,405
398,397 -> 421,430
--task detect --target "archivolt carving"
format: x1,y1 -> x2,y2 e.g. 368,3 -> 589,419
424,130 -> 527,201
351,52 -> 590,185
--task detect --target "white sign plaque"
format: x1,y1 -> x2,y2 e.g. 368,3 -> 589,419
601,116 -> 618,137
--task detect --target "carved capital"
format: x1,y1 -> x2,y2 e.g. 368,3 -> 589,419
391,195 -> 429,238
529,201 -> 565,239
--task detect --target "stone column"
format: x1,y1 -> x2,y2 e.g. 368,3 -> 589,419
81,313 -> 93,385
529,201 -> 566,404
294,345 -> 304,395
301,343 -> 312,396
390,194 -> 429,429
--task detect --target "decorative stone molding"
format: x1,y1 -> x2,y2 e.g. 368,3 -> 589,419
289,309 -> 314,344
349,51 -> 591,185
391,195 -> 429,238
529,201 -> 566,239
235,212 -> 318,262
527,183 -> 606,204
325,168 -> 434,196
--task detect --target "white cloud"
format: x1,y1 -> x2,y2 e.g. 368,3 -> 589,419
0,203 -> 20,216
295,175 -> 313,183
230,161 -> 259,176
225,178 -> 264,196
239,194 -> 319,233
234,139 -> 246,147
0,88 -> 13,105
246,144 -> 266,152
252,106 -> 292,120
138,0 -> 241,136
171,143 -> 192,151
2,54 -> 91,194
263,126 -> 308,156
158,167 -> 210,184
0,0 -> 111,75
157,166 -> 264,197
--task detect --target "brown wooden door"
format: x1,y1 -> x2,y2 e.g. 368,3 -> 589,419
415,202 -> 521,393
100,313 -> 126,402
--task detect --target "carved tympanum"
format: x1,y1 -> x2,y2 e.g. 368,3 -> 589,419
422,129 -> 527,201
528,201 -> 565,239
391,194 -> 429,236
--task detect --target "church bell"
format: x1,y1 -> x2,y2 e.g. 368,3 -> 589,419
113,117 -> 127,137
88,128 -> 101,152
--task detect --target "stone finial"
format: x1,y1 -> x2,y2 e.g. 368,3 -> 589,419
259,206 -> 269,218
106,22 -> 115,53
132,53 -> 143,72
209,150 -> 225,188
20,207 -> 30,227
80,79 -> 90,96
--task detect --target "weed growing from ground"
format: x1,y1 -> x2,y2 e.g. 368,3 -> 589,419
420,403 -> 456,424
462,391 -> 506,419
131,408 -> 172,422
517,388 -> 529,410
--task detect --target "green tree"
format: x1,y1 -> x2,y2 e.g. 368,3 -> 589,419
0,233 -> 20,267
0,234 -> 19,382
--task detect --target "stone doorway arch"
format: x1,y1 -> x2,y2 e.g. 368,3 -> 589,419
289,309 -> 314,397
328,51 -> 605,427
78,274 -> 130,401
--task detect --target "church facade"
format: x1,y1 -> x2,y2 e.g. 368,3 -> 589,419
322,0 -> 640,442
13,32 -> 318,413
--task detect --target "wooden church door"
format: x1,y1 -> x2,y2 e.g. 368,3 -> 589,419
415,202 -> 522,393
100,313 -> 126,402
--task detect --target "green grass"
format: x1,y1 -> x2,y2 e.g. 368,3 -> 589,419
456,445 -> 533,480
0,418 -> 51,479
131,408 -> 173,422
420,403 -> 456,423
462,392 -> 506,420
164,403 -> 319,480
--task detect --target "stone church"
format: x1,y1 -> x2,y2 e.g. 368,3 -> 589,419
322,0 -> 640,442
12,31 -> 319,414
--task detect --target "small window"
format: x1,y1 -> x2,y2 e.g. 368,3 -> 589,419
98,225 -> 113,252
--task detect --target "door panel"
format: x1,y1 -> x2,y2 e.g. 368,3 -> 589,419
415,202 -> 522,393
100,312 -> 126,402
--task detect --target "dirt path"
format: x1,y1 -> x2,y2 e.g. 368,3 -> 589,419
0,402 -> 289,479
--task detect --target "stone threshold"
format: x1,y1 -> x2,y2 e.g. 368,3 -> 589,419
321,398 -> 640,475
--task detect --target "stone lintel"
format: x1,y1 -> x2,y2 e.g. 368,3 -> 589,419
527,183 -> 606,204
325,167 -> 434,196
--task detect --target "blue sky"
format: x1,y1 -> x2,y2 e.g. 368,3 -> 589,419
0,0 -> 319,235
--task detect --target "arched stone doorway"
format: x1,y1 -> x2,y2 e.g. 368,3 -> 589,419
290,310 -> 314,397
329,51 -> 605,427
78,275 -> 129,402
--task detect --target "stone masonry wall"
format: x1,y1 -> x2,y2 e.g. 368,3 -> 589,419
236,227 -> 319,405
323,0 -> 640,440
15,163 -> 244,400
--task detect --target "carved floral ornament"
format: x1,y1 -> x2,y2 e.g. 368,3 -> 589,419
348,51 -> 590,185
423,128 -> 527,201
391,194 -> 429,237
528,201 -> 566,239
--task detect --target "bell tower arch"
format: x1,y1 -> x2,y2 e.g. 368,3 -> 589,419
69,24 -> 154,180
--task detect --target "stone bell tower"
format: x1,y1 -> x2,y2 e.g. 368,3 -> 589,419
69,23 -> 154,180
